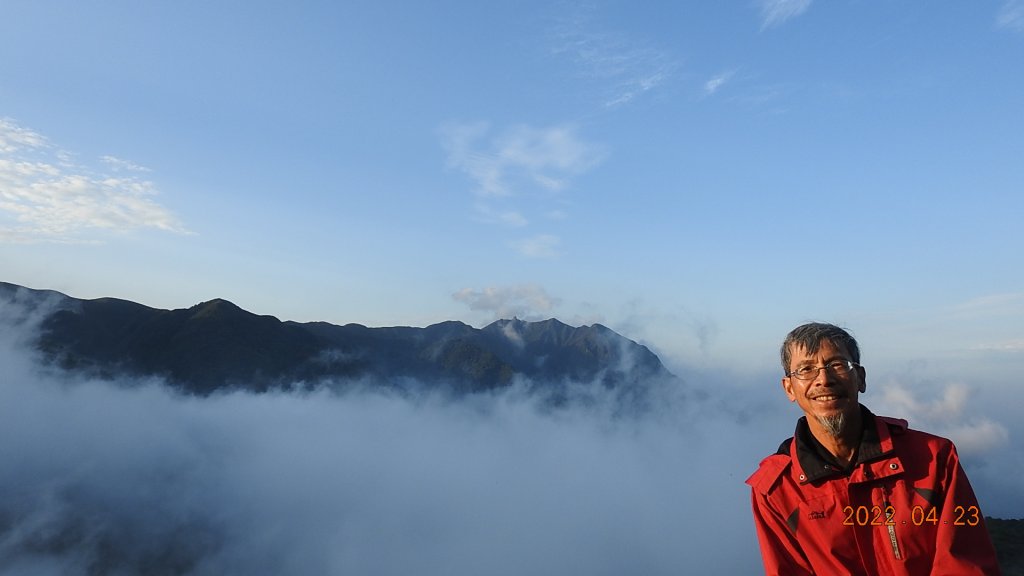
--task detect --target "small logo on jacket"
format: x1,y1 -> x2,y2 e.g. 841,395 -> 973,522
808,511 -> 827,520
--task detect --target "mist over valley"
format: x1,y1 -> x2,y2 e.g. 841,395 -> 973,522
1,283 -> 1021,575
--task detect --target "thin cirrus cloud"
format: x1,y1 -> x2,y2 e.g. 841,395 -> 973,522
0,118 -> 189,243
101,154 -> 152,173
997,0 -> 1024,31
549,6 -> 676,109
703,70 -> 736,96
473,203 -> 529,228
950,291 -> 1024,317
947,292 -> 1024,353
758,0 -> 812,29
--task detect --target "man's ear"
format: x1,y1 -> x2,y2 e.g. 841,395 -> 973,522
782,377 -> 796,402
857,365 -> 866,393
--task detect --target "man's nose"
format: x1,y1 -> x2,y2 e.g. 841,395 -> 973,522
812,366 -> 835,384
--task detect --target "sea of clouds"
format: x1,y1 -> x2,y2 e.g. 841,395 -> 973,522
1,293 -> 1019,576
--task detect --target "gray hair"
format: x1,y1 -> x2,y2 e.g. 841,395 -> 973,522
780,322 -> 860,373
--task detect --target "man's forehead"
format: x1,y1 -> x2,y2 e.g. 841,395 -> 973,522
788,340 -> 850,362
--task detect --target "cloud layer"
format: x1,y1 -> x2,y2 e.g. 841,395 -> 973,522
875,382 -> 1010,454
866,375 -> 1023,516
0,294 -> 770,576
1,293 -> 1019,576
0,118 -> 188,243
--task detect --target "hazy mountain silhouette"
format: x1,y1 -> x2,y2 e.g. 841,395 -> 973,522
1,282 -> 672,395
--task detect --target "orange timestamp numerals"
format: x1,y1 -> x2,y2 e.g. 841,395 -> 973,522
842,505 -> 897,526
841,505 -> 981,527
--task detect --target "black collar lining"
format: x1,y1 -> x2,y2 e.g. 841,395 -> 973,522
789,405 -> 885,482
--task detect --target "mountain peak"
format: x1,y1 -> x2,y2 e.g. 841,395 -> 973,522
188,298 -> 248,320
483,317 -> 569,330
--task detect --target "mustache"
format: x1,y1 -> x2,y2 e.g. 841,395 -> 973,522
809,391 -> 848,399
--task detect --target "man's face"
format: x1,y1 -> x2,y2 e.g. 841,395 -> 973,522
782,340 -> 866,427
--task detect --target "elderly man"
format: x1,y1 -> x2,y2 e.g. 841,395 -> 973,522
747,322 -> 1001,575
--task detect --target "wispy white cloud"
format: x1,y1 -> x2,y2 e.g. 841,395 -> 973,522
473,202 -> 529,228
441,122 -> 601,255
0,118 -> 189,243
442,122 -> 604,199
551,5 -> 676,109
0,119 -> 46,152
494,209 -> 529,228
758,0 -> 812,29
511,234 -> 562,259
726,83 -> 792,114
997,0 -> 1024,31
602,72 -> 669,109
452,284 -> 562,321
101,155 -> 152,173
440,122 -> 502,197
703,70 -> 736,96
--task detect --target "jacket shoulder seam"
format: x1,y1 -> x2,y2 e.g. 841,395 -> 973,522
877,415 -> 908,433
747,453 -> 790,495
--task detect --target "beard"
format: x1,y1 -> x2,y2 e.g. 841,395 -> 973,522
816,411 -> 847,438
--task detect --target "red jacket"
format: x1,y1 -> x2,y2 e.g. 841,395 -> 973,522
747,408 -> 1001,575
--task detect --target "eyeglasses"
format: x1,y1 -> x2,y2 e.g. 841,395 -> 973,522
787,360 -> 859,381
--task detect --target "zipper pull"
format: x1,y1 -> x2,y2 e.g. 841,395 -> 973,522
883,499 -> 902,560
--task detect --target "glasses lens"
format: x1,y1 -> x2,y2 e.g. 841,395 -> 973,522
793,366 -> 818,380
828,361 -> 851,375
791,361 -> 853,380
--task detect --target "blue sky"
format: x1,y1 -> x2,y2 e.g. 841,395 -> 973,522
2,0 -> 1023,383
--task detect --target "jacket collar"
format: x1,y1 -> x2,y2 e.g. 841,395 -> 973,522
785,405 -> 895,483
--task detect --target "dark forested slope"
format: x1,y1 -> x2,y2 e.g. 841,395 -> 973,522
2,281 -> 672,395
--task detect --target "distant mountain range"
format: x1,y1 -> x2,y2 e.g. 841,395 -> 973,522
1,282 -> 673,395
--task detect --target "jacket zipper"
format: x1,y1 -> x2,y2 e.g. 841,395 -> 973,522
883,497 -> 902,560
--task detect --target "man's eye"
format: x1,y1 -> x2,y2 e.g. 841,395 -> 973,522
827,361 -> 846,369
795,366 -> 815,376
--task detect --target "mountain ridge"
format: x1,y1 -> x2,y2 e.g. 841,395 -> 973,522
1,281 -> 674,395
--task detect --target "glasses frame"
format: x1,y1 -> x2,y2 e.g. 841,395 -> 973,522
786,359 -> 859,381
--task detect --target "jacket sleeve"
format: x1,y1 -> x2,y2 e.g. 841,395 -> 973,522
931,443 -> 1002,576
750,489 -> 815,576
